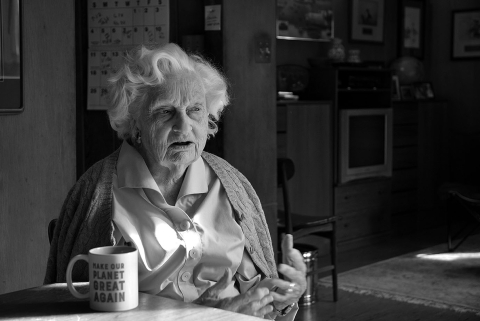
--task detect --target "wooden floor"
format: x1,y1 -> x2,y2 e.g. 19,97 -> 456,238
295,226 -> 480,321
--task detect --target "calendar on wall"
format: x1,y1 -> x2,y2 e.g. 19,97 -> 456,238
87,0 -> 170,110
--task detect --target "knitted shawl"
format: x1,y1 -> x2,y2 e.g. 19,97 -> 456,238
44,149 -> 278,284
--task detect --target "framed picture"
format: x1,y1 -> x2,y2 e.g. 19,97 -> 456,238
392,75 -> 401,100
398,0 -> 425,59
0,0 -> 23,114
276,0 -> 334,41
451,8 -> 480,59
400,85 -> 415,100
349,0 -> 385,43
412,82 -> 434,99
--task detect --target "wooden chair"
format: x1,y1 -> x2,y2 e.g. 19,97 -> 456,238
439,183 -> 480,252
277,158 -> 338,302
48,218 -> 57,245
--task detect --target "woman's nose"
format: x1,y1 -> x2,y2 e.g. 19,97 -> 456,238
172,112 -> 192,133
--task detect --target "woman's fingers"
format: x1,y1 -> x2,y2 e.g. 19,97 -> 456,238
256,277 -> 293,291
281,234 -> 308,275
250,295 -> 274,317
279,264 -> 307,290
278,263 -> 302,279
236,287 -> 274,317
286,248 -> 307,274
281,234 -> 294,265
243,286 -> 270,303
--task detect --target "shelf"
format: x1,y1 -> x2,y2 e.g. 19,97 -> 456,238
338,88 -> 391,92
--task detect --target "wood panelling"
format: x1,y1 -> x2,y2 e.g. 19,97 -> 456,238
277,102 -> 333,218
392,145 -> 418,169
429,0 -> 480,185
335,179 -> 392,242
222,0 -> 277,246
417,101 -> 449,229
392,168 -> 418,192
0,0 -> 76,294
391,101 -> 449,234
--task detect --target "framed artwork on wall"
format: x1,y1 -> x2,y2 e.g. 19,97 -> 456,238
0,0 -> 23,114
400,85 -> 414,101
276,0 -> 334,41
398,0 -> 425,59
392,75 -> 401,101
349,0 -> 385,43
451,8 -> 480,60
412,82 -> 435,99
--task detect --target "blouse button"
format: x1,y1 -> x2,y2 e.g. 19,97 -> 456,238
249,246 -> 255,254
178,220 -> 192,231
181,271 -> 191,282
189,249 -> 199,259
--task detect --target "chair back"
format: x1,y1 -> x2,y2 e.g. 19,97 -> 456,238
277,158 -> 295,234
48,219 -> 57,244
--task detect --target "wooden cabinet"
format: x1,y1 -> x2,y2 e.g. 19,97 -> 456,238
392,100 -> 449,234
307,66 -> 394,248
335,179 -> 391,244
277,101 -> 333,218
277,73 -> 449,250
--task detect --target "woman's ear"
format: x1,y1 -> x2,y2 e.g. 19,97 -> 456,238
207,114 -> 218,138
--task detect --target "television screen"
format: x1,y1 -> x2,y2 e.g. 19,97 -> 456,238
349,115 -> 385,168
339,108 -> 392,184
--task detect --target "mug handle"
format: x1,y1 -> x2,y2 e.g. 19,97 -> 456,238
66,254 -> 89,299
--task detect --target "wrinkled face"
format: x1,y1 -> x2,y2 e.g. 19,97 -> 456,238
136,71 -> 209,170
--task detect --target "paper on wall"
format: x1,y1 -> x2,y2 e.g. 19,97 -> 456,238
87,0 -> 169,110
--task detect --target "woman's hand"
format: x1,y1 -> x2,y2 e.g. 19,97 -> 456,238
194,269 -> 274,318
270,234 -> 307,312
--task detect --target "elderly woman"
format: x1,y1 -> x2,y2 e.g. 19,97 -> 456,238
45,43 -> 306,319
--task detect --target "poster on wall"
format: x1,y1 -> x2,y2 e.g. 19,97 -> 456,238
276,0 -> 334,41
349,0 -> 385,43
451,8 -> 480,60
87,0 -> 170,110
0,0 -> 23,114
398,0 -> 425,59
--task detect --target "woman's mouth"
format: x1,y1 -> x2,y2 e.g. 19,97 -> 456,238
170,141 -> 193,149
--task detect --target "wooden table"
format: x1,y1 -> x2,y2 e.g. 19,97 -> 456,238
0,283 -> 261,320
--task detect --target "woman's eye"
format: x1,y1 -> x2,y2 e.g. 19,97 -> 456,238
188,106 -> 202,113
154,108 -> 172,116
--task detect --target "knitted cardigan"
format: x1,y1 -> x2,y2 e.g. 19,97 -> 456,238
44,149 -> 278,284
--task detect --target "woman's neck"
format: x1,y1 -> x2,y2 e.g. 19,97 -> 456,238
135,143 -> 188,205
149,163 -> 187,206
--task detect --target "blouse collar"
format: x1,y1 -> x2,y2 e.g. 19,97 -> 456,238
116,141 -> 208,197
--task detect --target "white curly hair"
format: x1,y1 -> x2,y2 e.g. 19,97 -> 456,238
107,43 -> 229,140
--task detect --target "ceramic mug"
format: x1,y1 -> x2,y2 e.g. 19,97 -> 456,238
66,246 -> 138,312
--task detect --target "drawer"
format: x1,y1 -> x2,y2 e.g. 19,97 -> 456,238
392,168 -> 418,192
392,190 -> 417,214
393,104 -> 418,125
393,125 -> 418,146
393,145 -> 418,169
336,206 -> 391,242
391,211 -> 417,235
335,179 -> 391,214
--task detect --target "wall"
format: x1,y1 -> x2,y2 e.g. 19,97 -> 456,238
278,0 -> 480,189
0,0 -> 76,294
429,0 -> 480,184
277,0 -> 397,68
222,0 -> 278,250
